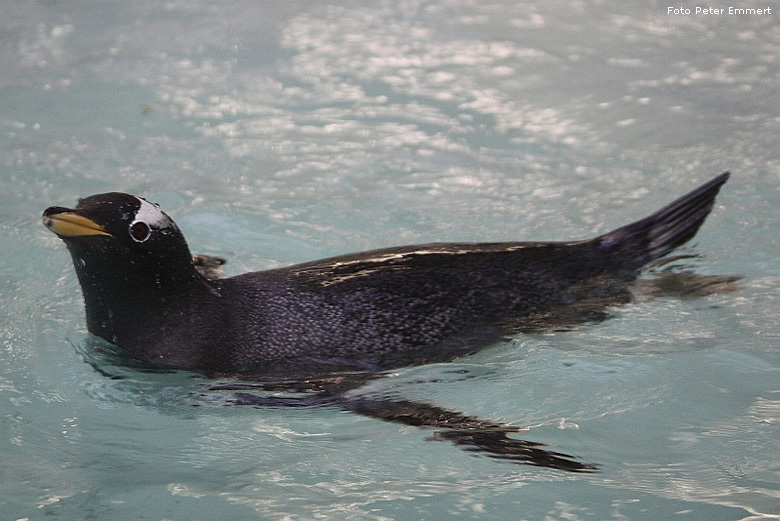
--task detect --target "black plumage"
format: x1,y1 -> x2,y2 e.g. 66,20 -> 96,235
43,172 -> 730,377
43,172 -> 733,472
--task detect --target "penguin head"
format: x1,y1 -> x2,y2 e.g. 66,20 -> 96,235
43,193 -> 198,291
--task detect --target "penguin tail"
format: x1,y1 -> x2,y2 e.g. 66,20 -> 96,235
597,172 -> 730,268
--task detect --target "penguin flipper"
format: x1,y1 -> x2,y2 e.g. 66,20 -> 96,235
218,380 -> 597,472
192,254 -> 227,278
340,395 -> 598,472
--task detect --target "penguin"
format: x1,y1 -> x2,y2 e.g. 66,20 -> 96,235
43,172 -> 730,377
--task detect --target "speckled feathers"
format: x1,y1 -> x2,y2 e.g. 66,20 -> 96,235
43,173 -> 729,376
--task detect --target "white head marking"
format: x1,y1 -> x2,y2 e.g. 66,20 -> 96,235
133,196 -> 170,229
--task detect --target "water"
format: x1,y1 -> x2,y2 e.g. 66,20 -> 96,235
1,1 -> 779,519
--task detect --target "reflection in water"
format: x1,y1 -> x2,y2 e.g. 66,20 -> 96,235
74,253 -> 740,474
220,376 -> 597,473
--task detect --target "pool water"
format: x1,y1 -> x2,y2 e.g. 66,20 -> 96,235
1,1 -> 778,520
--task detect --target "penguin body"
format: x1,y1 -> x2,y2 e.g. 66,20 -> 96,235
43,172 -> 730,376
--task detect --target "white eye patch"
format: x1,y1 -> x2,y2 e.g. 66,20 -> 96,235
133,196 -> 170,229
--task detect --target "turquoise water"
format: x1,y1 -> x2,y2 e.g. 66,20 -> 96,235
2,1 -> 779,520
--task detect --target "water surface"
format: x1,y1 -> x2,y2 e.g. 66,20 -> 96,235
1,1 -> 778,520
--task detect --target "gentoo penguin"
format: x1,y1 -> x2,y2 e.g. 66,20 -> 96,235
43,173 -> 729,377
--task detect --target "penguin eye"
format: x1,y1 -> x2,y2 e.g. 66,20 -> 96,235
129,221 -> 152,243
